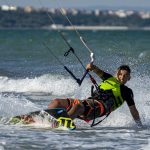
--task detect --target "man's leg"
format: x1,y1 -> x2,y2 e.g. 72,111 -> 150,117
67,99 -> 85,119
47,98 -> 70,118
48,98 -> 82,129
48,98 -> 69,109
48,98 -> 84,119
77,99 -> 106,121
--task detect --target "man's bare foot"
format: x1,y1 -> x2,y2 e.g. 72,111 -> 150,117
21,115 -> 35,124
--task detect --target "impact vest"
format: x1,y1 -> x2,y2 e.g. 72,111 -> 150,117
99,77 -> 124,111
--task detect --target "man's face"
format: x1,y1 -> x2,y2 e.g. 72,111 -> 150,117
116,69 -> 131,84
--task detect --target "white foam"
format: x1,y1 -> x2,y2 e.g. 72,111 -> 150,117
0,94 -> 38,117
0,74 -> 79,96
0,73 -> 149,127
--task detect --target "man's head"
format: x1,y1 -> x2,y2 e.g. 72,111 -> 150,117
115,65 -> 131,84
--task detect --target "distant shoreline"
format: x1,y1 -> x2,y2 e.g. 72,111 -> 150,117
44,25 -> 150,30
0,26 -> 150,30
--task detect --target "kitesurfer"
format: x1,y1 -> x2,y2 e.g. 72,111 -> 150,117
48,64 -> 143,128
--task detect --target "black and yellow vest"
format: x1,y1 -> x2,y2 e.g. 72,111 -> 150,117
99,77 -> 124,111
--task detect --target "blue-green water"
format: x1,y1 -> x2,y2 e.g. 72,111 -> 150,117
0,29 -> 150,149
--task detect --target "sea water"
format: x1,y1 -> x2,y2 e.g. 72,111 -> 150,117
0,29 -> 150,150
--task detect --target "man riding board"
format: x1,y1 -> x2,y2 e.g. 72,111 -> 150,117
47,64 -> 143,128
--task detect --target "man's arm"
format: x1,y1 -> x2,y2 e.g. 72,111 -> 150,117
129,105 -> 143,128
86,64 -> 104,78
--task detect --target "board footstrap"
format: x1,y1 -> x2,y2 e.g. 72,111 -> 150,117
57,117 -> 76,130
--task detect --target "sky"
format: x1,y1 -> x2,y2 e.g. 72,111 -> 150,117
0,0 -> 150,10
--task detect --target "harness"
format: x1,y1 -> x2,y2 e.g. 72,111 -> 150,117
88,77 -> 125,126
89,86 -> 113,127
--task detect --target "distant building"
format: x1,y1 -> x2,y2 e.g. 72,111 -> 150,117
115,10 -> 127,18
108,10 -> 114,16
61,8 -> 67,15
83,10 -> 92,15
71,9 -> 78,15
9,6 -> 17,11
1,5 -> 17,11
94,9 -> 100,16
126,11 -> 134,16
1,5 -> 9,11
24,6 -> 33,13
48,8 -> 56,14
139,11 -> 150,19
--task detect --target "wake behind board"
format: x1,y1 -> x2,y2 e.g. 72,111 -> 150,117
9,108 -> 76,130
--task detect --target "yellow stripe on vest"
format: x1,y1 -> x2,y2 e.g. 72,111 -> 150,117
99,77 -> 124,111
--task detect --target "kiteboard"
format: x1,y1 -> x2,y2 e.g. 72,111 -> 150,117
9,108 -> 76,130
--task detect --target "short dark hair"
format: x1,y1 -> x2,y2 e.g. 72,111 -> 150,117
117,65 -> 131,74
